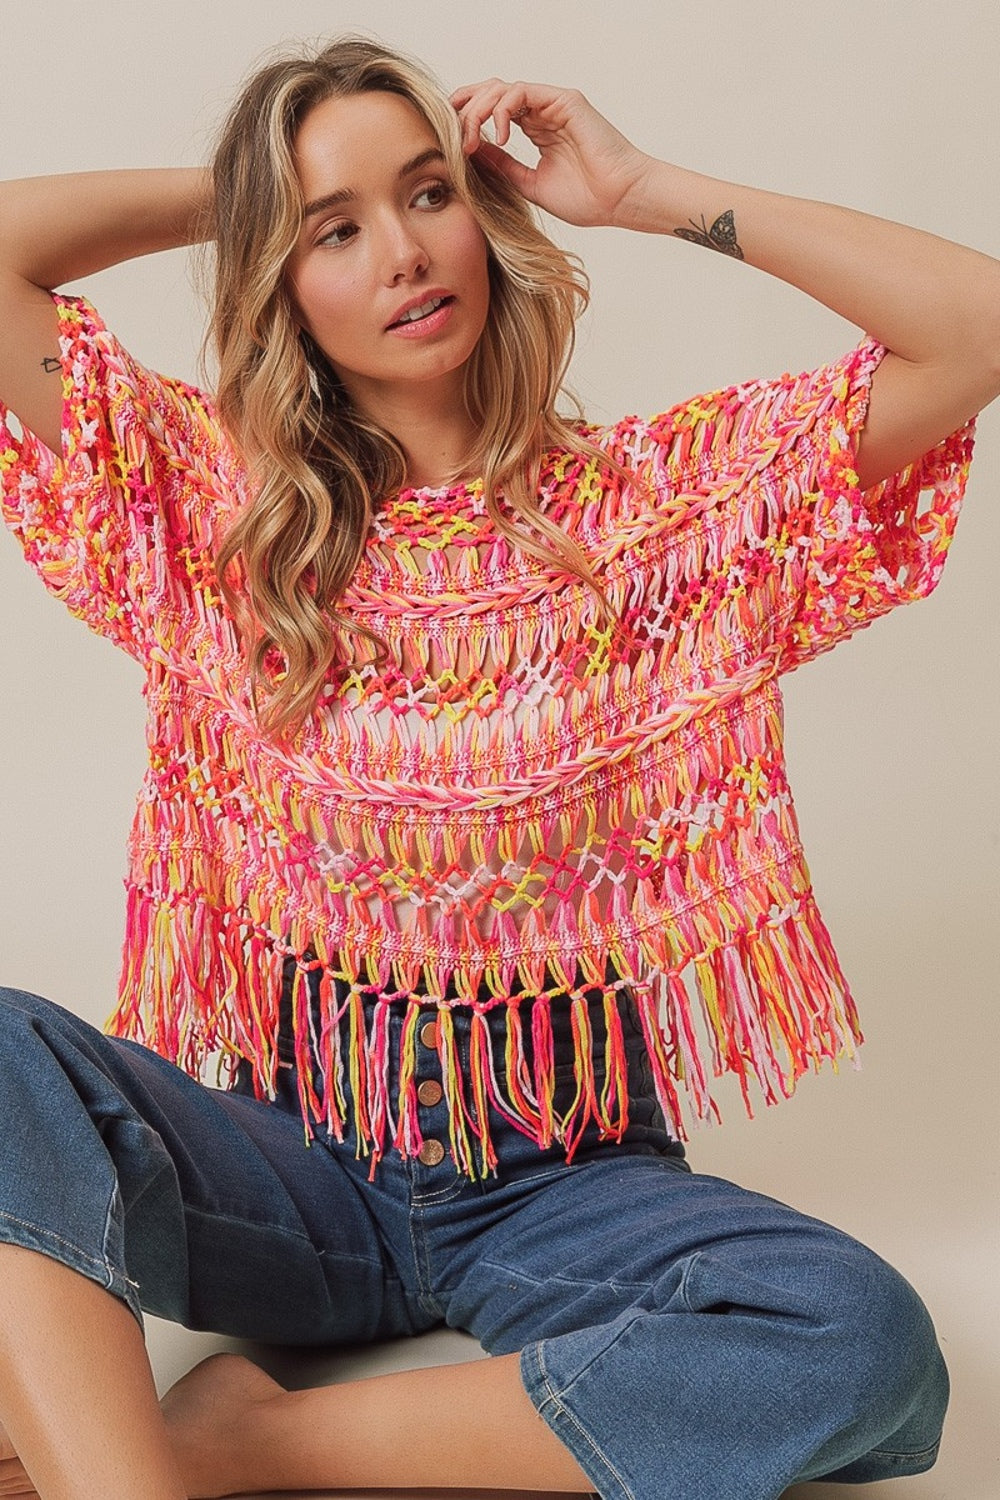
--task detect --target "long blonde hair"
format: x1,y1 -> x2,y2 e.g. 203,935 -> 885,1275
207,36 -> 630,736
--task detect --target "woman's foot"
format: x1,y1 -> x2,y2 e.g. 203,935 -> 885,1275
160,1350 -> 287,1498
2,1353 -> 285,1500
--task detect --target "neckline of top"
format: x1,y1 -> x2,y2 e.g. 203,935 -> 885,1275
386,423 -> 600,506
394,475 -> 484,503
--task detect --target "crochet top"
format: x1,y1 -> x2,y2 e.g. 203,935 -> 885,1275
0,294 -> 974,1176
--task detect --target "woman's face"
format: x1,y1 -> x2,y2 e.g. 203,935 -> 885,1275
286,90 -> 491,417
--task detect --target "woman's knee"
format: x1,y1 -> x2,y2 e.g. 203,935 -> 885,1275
0,984 -> 131,1158
0,983 -> 54,1021
676,1219 -> 946,1434
0,985 -> 101,1081
0,984 -> 86,1038
812,1239 -> 947,1431
0,985 -> 66,1066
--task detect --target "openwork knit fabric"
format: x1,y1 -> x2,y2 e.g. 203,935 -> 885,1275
1,295 -> 974,1176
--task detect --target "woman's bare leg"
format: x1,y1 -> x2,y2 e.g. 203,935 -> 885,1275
0,1245 -> 590,1498
0,1244 -> 186,1500
163,1350 -> 594,1497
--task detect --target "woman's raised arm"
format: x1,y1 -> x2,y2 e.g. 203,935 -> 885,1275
0,168 -> 211,451
452,80 -> 1000,490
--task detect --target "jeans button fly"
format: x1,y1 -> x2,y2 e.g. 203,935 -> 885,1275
418,1139 -> 446,1167
419,1020 -> 439,1049
417,1079 -> 443,1107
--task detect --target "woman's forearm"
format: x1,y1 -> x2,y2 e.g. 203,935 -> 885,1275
613,158 -> 1000,379
0,168 -> 214,452
0,168 -> 212,289
610,156 -> 1000,483
454,78 -> 1000,483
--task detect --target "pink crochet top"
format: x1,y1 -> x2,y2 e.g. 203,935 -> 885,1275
1,295 -> 974,1175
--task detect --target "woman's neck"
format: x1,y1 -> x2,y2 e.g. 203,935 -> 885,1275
343,375 -> 479,491
397,412 -> 480,491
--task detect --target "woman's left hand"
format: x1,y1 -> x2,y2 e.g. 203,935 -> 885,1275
449,79 -> 650,228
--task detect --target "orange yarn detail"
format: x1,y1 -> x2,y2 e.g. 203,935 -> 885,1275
0,295 -> 975,1175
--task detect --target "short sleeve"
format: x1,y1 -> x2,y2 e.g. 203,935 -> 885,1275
762,339 -> 974,673
607,339 -> 975,678
0,294 -> 230,662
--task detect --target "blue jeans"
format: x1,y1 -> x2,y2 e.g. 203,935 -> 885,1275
0,980 -> 947,1500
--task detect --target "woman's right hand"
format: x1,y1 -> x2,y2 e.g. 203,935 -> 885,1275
449,78 -> 649,230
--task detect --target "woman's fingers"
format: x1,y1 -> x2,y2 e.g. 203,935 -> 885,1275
449,78 -> 642,226
450,79 -> 522,151
450,78 -> 556,153
468,137 -> 538,199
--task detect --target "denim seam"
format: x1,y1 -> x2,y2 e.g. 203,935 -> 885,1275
100,1179 -> 135,1289
116,1159 -> 178,1222
408,1199 -> 446,1314
181,1202 -> 324,1242
179,1204 -> 398,1280
477,1255 -> 653,1296
0,1206 -> 132,1286
864,1439 -> 941,1462
523,1340 -> 636,1500
678,1248 -> 705,1312
408,1180 -> 468,1207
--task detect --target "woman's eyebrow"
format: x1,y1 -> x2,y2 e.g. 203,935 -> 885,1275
302,147 -> 446,220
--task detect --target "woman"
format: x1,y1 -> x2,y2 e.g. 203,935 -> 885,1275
0,34 -> 997,1500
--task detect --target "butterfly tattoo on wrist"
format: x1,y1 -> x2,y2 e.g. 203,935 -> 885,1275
673,209 -> 744,259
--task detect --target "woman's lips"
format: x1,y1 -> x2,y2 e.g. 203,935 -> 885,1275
387,297 -> 456,338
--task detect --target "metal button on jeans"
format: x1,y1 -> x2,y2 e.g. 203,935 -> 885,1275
417,1139 -> 446,1167
417,1079 -> 443,1106
419,1020 -> 439,1049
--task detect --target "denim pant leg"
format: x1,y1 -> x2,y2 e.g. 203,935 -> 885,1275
359,988 -> 947,1500
0,986 -> 424,1344
429,1156 -> 947,1500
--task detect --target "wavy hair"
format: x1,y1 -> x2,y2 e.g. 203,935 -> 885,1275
205,36 -> 632,736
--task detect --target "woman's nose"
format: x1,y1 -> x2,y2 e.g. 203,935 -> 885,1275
380,216 -> 429,284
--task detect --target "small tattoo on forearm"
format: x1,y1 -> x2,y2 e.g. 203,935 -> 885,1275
41,355 -> 60,373
673,209 -> 744,259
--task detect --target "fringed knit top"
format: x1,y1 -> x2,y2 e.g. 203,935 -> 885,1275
0,295 -> 975,1176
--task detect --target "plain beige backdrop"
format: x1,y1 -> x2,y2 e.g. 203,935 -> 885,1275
1,2 -> 997,1496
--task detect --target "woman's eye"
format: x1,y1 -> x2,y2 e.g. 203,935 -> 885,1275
315,184 -> 451,247
318,221 -> 358,248
415,181 -> 453,210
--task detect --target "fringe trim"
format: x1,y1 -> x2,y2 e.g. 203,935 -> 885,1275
110,881 -> 862,1177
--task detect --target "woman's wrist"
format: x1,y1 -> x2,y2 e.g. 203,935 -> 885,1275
608,158 -> 739,241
